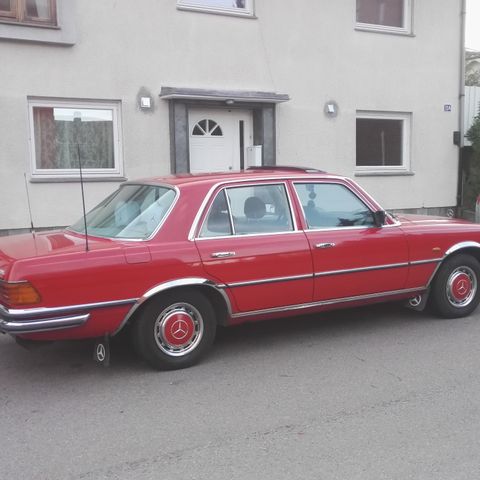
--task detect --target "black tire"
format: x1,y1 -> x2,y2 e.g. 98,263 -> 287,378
133,289 -> 216,370
430,254 -> 480,318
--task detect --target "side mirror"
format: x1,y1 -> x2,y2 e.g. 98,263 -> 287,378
373,210 -> 386,227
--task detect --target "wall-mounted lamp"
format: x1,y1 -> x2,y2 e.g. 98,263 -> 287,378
324,100 -> 339,118
140,96 -> 153,109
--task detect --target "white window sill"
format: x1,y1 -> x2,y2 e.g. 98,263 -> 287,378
355,25 -> 414,37
354,170 -> 414,177
30,176 -> 127,183
176,5 -> 256,18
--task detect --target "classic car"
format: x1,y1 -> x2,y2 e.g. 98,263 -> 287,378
1,166 -> 480,370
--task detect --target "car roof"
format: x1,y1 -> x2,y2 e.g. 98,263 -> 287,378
125,167 -> 345,188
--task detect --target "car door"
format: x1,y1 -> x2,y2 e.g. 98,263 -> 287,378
194,182 -> 313,313
291,181 -> 409,302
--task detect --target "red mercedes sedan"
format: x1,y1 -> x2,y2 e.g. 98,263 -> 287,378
1,167 -> 480,369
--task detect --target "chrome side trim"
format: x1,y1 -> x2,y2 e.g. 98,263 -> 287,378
314,262 -> 409,277
227,273 -> 312,288
195,230 -> 303,241
0,314 -> 89,334
113,277 -> 233,335
223,260 -> 441,289
410,258 -> 442,266
0,298 -> 137,320
231,287 -> 425,319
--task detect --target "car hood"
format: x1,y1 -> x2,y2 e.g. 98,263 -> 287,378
0,230 -> 116,277
394,213 -> 472,227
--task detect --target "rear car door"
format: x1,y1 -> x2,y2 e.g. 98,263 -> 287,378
194,182 -> 313,313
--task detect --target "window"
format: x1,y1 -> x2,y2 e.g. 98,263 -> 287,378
0,0 -> 56,25
200,184 -> 293,237
356,111 -> 411,173
28,99 -> 123,180
294,183 -> 375,229
356,0 -> 411,34
69,185 -> 176,240
192,119 -> 223,137
177,0 -> 254,17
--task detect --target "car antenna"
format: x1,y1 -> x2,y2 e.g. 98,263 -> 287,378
77,142 -> 89,252
23,172 -> 35,234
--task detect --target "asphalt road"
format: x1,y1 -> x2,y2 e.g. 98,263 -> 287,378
1,303 -> 480,480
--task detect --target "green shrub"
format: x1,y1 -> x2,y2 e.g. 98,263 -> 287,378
467,114 -> 480,154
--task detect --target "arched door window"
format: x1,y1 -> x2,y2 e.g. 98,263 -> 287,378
192,119 -> 223,137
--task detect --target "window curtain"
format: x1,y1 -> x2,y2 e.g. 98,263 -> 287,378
33,107 -> 115,170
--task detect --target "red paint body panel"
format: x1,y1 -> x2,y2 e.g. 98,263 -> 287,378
2,170 -> 480,345
195,232 -> 313,311
305,225 -> 409,300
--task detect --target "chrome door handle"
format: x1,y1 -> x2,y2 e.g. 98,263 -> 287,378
211,251 -> 236,258
314,243 -> 336,249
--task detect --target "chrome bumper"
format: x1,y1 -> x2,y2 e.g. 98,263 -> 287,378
0,298 -> 137,335
0,305 -> 89,334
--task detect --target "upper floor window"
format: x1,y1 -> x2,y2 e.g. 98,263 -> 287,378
356,0 -> 411,34
28,99 -> 123,180
356,111 -> 411,174
0,0 -> 57,26
177,0 -> 254,17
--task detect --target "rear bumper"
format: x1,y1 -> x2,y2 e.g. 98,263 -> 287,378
0,298 -> 136,335
0,304 -> 89,334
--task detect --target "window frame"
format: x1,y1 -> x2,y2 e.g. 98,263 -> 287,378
177,0 -> 255,18
355,110 -> 411,174
0,0 -> 57,26
196,181 -> 297,239
293,181 -> 377,232
28,98 -> 124,181
355,0 -> 412,35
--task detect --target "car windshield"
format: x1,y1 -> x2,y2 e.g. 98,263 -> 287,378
69,184 -> 176,239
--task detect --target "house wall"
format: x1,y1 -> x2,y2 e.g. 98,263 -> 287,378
0,0 -> 462,231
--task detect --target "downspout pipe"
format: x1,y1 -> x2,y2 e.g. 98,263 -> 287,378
457,0 -> 467,210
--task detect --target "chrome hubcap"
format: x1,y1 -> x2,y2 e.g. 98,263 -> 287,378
446,266 -> 477,308
154,302 -> 204,356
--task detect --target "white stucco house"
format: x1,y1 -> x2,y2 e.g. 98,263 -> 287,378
0,0 -> 466,234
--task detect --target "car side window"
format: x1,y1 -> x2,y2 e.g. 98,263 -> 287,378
226,184 -> 294,235
199,183 -> 294,237
199,190 -> 233,238
294,183 -> 375,229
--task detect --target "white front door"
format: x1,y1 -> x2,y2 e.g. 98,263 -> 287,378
189,108 -> 253,173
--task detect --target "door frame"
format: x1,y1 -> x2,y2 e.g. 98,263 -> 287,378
167,99 -> 279,173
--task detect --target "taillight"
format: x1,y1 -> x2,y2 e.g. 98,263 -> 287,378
0,280 -> 42,307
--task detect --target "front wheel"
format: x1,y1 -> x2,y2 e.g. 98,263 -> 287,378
430,254 -> 480,318
133,289 -> 216,370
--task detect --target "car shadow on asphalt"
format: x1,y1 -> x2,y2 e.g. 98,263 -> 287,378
1,301 -> 454,377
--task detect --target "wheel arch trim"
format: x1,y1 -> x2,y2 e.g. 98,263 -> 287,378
113,277 -> 232,335
427,241 -> 480,287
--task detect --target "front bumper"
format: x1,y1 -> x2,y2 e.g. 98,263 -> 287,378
0,304 -> 89,334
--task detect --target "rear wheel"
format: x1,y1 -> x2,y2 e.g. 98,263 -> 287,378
430,254 -> 480,318
133,289 -> 216,370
